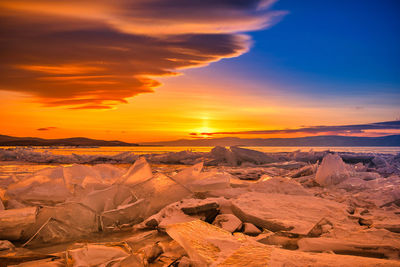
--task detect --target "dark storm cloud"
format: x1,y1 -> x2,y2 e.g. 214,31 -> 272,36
0,0 -> 284,109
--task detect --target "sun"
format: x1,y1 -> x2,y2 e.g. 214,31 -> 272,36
196,126 -> 213,134
190,126 -> 216,138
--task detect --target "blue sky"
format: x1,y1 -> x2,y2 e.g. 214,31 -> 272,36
196,0 -> 400,100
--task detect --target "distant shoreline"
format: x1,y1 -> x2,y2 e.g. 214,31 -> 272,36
1,134 -> 400,147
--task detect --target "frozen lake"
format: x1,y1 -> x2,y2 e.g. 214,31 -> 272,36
2,145 -> 400,155
0,146 -> 399,180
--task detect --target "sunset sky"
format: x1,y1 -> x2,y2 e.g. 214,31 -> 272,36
1,0 -> 399,142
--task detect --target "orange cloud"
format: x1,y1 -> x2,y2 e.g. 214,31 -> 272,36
0,0 -> 285,109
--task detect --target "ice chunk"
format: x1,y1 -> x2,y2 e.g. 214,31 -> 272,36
91,164 -> 125,182
143,198 -> 221,230
242,223 -> 261,236
315,153 -> 350,186
23,218 -> 89,247
230,146 -> 274,165
250,176 -> 311,195
0,240 -> 15,251
187,171 -> 231,192
148,150 -> 203,165
6,199 -> 26,209
172,162 -> 203,185
212,214 -> 242,233
33,166 -> 64,180
115,157 -> 153,186
7,258 -> 65,266
0,250 -> 60,266
67,243 -> 131,267
290,164 -> 316,178
63,164 -> 102,192
24,202 -> 98,242
298,236 -> 400,260
6,175 -> 71,205
210,146 -> 237,165
131,173 -> 192,217
268,245 -> 400,266
0,207 -> 37,240
166,220 -> 273,266
0,147 -> 139,164
232,192 -> 347,235
101,199 -> 147,230
79,185 -> 137,213
80,175 -> 108,191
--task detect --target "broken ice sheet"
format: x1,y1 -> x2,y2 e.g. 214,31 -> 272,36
23,202 -> 98,244
232,192 -> 348,235
66,242 -> 133,267
0,207 -> 38,240
166,220 -> 272,266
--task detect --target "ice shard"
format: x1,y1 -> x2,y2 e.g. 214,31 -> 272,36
115,157 -> 153,186
172,162 -> 203,185
315,153 -> 350,186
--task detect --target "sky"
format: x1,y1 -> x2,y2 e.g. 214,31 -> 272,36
0,0 -> 399,142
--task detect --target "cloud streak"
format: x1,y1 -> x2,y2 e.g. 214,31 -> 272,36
0,0 -> 284,109
191,120 -> 400,136
37,127 -> 57,131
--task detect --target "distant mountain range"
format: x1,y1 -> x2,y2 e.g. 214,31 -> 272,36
1,134 -> 400,147
0,135 -> 138,146
141,135 -> 400,147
